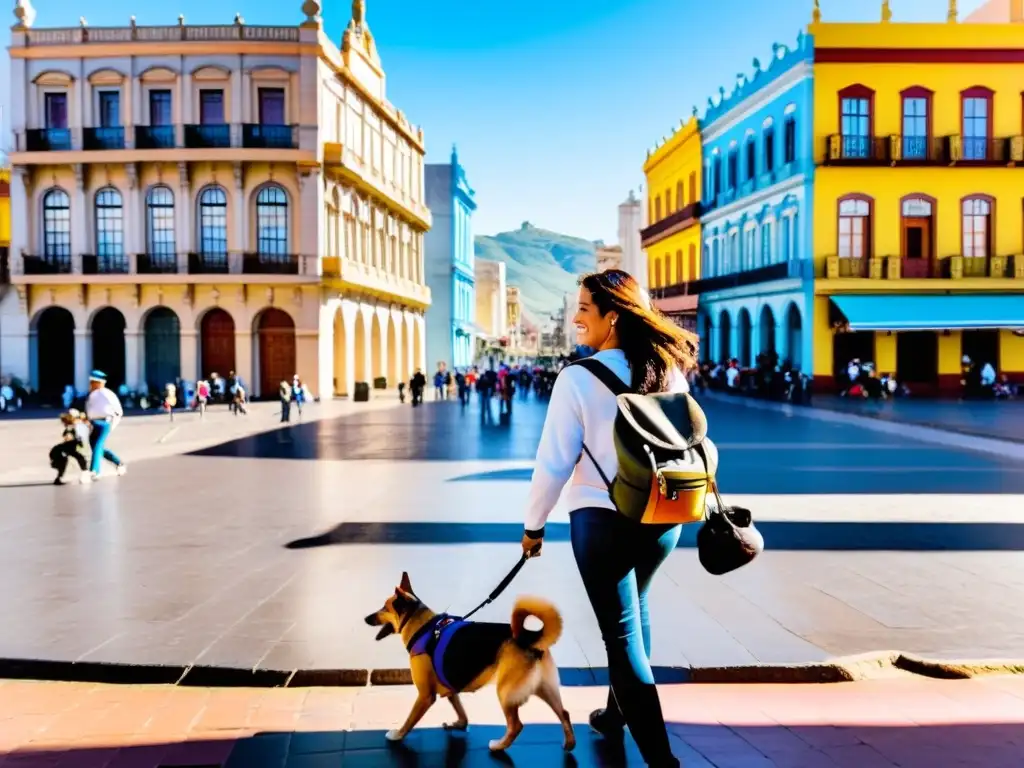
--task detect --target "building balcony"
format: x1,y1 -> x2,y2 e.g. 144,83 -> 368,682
135,125 -> 176,150
824,134 -> 1024,167
184,124 -> 231,149
21,254 -> 72,274
821,254 -> 1022,281
640,202 -> 702,246
187,252 -> 230,274
241,124 -> 297,149
137,253 -> 180,274
83,127 -> 125,151
650,259 -> 812,300
322,255 -> 432,309
24,128 -> 72,152
82,254 -> 131,275
242,252 -> 300,275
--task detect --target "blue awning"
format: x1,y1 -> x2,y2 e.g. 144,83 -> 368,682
831,294 -> 1024,332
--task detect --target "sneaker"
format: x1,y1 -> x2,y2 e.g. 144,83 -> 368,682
53,477 -> 64,486
79,472 -> 94,485
116,464 -> 127,477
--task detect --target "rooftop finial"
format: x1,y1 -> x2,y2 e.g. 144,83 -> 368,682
13,0 -> 36,29
881,0 -> 892,22
301,0 -> 321,27
352,0 -> 364,26
948,0 -> 957,22
812,0 -> 821,23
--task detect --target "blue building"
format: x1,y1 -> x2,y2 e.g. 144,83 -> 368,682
697,32 -> 814,373
424,146 -> 477,370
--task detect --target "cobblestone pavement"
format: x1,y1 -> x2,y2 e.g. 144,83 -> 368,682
1,676 -> 1023,767
0,395 -> 1022,674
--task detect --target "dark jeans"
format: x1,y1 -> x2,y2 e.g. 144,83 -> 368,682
50,441 -> 87,479
88,419 -> 122,474
281,398 -> 291,422
570,507 -> 681,766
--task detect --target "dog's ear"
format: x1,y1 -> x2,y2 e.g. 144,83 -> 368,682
399,571 -> 414,595
375,624 -> 395,641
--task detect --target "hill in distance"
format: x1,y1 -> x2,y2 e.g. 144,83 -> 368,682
474,222 -> 597,324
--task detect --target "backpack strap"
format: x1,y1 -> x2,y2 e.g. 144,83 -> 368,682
569,358 -> 631,493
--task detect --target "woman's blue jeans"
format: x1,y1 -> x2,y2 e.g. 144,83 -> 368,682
88,419 -> 122,474
570,507 -> 681,766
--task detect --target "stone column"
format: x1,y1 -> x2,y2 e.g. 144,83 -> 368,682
374,308 -> 389,382
175,67 -> 188,148
236,330 -> 253,393
297,169 -> 322,276
11,168 -> 31,268
71,164 -> 86,272
74,329 -> 90,393
124,331 -> 141,390
180,330 -> 198,382
317,301 -> 336,400
177,162 -> 191,272
296,330 -> 319,400
125,163 -> 140,257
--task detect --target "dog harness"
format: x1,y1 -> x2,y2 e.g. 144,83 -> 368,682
406,613 -> 514,693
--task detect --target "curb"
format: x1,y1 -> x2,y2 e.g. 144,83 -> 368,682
2,653 -> 1023,689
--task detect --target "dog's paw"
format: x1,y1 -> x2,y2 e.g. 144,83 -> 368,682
443,720 -> 469,732
385,729 -> 405,742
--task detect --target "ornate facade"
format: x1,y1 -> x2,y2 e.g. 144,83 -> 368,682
0,0 -> 430,401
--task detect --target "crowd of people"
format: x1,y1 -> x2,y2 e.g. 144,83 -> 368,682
694,352 -> 813,404
837,355 -> 1018,400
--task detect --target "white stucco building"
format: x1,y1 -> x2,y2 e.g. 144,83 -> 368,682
0,0 -> 430,401
620,189 -> 646,288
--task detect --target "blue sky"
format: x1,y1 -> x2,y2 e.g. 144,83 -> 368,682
2,0 -> 987,243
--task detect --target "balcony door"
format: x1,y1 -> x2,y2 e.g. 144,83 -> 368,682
258,88 -> 285,125
900,197 -> 933,278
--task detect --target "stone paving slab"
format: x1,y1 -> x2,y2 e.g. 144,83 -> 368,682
1,677 -> 1023,766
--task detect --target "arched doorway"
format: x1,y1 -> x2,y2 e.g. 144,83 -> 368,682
34,307 -> 75,402
737,309 -> 752,368
144,307 -> 181,393
200,308 -> 236,379
91,307 -> 126,391
697,312 -> 712,363
256,308 -> 296,398
333,309 -> 348,397
785,304 -> 803,370
401,318 -> 411,380
413,320 -> 423,373
897,331 -> 939,392
718,310 -> 731,362
759,305 -> 776,359
354,311 -> 367,384
386,314 -> 398,387
370,312 -> 383,381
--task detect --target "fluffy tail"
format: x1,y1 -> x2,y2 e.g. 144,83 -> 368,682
511,596 -> 563,652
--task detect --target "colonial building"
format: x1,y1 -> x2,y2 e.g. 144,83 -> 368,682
595,245 -> 622,272
617,190 -> 646,288
811,0 -> 1024,394
474,258 -> 506,345
698,33 -> 814,371
424,145 -> 476,370
0,0 -> 430,402
642,115 -> 703,332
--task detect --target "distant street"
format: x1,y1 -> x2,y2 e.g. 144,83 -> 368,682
0,392 -> 1022,677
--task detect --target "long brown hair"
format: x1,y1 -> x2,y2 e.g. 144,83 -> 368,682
579,269 -> 698,394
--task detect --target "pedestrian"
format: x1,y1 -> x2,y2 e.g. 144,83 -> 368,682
196,379 -> 210,418
49,408 -> 88,485
410,369 -> 426,406
164,383 -> 177,421
82,370 -> 127,484
520,269 -> 697,767
292,375 -> 305,419
233,382 -> 248,415
279,379 -> 292,422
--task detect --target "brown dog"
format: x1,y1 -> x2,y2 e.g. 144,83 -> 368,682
365,571 -> 575,752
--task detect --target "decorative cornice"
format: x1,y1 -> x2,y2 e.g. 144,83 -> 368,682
700,31 -> 814,130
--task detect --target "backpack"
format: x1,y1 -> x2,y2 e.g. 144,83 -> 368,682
571,358 -> 719,526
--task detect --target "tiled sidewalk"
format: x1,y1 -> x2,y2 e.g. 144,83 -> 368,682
1,676 -> 1023,766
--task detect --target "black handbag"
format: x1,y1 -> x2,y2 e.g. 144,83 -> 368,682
696,483 -> 764,576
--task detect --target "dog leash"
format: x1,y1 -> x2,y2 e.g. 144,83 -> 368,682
462,550 -> 534,620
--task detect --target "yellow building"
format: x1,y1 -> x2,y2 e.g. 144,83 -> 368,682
810,1 -> 1024,395
641,116 -> 702,324
0,168 -> 9,277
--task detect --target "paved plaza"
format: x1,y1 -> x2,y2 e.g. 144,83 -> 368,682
0,393 -> 1022,680
2,676 -> 1024,767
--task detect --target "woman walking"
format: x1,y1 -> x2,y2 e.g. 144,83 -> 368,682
521,269 -> 697,767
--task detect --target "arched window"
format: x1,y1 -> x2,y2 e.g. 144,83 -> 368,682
256,185 -> 288,257
676,181 -> 685,208
146,186 -> 176,267
665,189 -> 673,214
42,188 -> 71,268
675,249 -> 683,285
654,196 -> 662,221
688,243 -> 697,280
198,186 -> 228,262
95,187 -> 125,271
962,196 -> 992,258
838,196 -> 871,259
